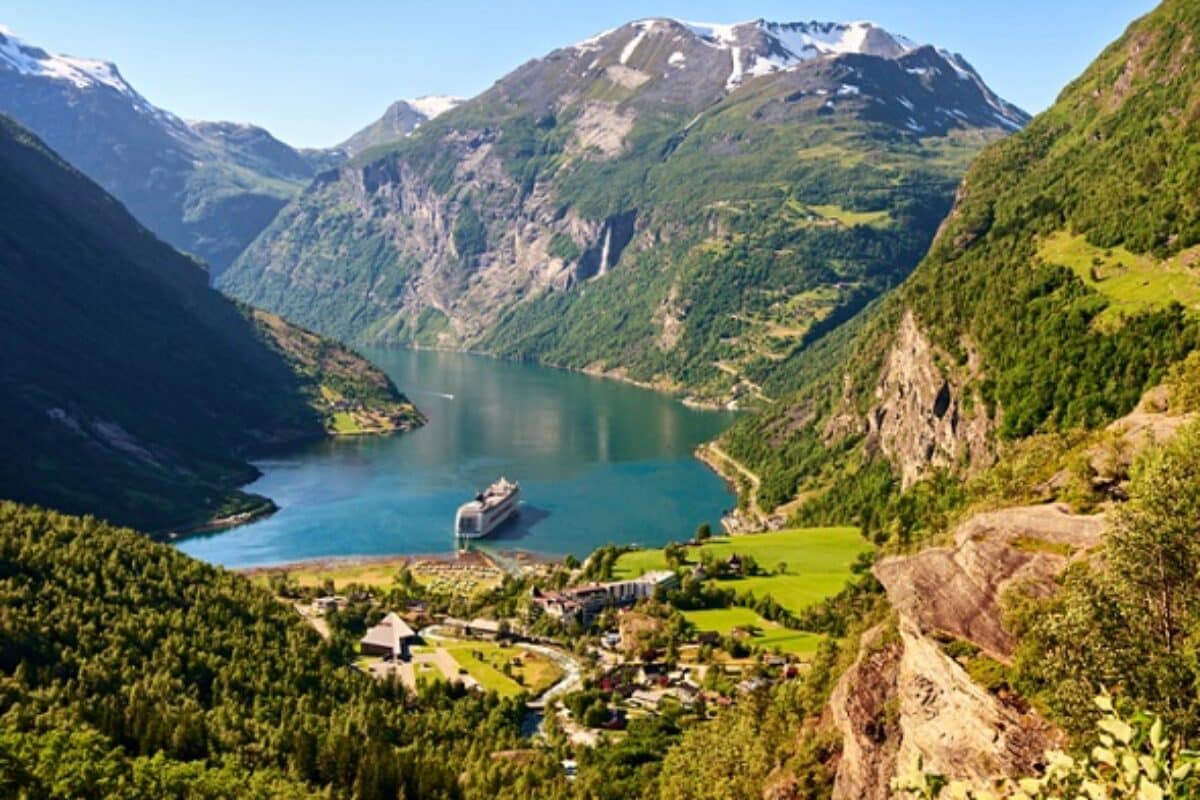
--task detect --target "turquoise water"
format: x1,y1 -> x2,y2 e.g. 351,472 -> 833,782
177,349 -> 736,567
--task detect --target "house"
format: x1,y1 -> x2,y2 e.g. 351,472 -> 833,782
629,689 -> 667,710
360,612 -> 417,659
637,662 -> 668,686
311,595 -> 346,615
670,684 -> 700,707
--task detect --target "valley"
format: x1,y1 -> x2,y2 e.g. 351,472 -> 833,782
218,20 -> 1025,405
4,2 -> 1200,799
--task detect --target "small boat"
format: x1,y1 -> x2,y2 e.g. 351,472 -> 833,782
455,477 -> 520,539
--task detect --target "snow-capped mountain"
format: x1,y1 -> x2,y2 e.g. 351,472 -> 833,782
221,14 -> 1030,401
570,18 -> 1026,130
0,25 -> 319,272
338,95 -> 464,157
0,24 -> 143,99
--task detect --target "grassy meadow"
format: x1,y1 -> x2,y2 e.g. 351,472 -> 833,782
614,526 -> 867,616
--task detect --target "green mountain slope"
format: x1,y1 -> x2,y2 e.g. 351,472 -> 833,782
720,0 -> 1200,532
0,115 -> 418,532
0,502 -> 545,799
220,19 -> 1026,404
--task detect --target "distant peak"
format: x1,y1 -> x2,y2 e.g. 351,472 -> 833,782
0,24 -> 134,96
405,95 -> 463,119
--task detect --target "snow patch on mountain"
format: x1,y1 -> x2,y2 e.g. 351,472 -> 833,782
0,23 -> 191,131
620,21 -> 655,65
0,24 -> 136,97
681,20 -> 747,47
406,95 -> 462,119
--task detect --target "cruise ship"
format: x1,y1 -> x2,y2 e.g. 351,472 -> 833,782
455,478 -> 520,539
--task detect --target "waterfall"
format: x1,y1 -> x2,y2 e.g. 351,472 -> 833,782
597,224 -> 613,278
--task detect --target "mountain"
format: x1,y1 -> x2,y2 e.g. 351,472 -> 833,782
219,18 -> 1027,404
0,113 -> 419,532
718,0 -> 1200,528
338,95 -> 464,157
0,25 -> 321,273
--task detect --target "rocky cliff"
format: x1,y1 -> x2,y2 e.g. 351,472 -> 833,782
864,311 -> 993,487
830,503 -> 1104,796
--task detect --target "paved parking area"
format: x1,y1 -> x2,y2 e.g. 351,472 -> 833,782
367,647 -> 478,692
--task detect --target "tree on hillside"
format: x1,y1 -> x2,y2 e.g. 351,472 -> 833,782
1107,423 -> 1200,654
1010,422 -> 1200,735
664,543 -> 687,569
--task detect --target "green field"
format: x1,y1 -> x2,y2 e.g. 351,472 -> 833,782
805,203 -> 892,227
1039,231 -> 1200,329
443,641 -> 563,698
682,607 -> 823,656
614,527 -> 867,615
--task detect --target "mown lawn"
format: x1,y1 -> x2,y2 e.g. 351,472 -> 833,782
682,607 -> 823,657
614,526 -> 868,615
443,641 -> 563,697
330,411 -> 363,434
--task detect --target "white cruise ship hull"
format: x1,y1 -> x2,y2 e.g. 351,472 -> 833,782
455,482 -> 520,539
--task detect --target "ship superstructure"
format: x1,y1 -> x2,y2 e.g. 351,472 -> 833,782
455,477 -> 520,539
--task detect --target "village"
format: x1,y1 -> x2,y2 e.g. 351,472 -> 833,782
250,524 -> 865,754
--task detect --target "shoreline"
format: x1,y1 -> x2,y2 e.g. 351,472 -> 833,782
235,546 -> 559,577
172,345 -> 743,549
694,443 -> 766,533
389,343 -> 740,413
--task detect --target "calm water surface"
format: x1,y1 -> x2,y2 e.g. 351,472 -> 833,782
178,349 -> 736,567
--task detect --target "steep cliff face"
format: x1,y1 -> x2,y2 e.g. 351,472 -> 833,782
866,311 -> 992,487
221,17 -> 1024,402
828,626 -> 903,800
237,131 -> 612,346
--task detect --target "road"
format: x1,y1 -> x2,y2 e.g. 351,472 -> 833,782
523,642 -> 584,709
699,443 -> 764,522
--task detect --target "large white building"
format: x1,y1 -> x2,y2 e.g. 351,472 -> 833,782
532,570 -> 678,623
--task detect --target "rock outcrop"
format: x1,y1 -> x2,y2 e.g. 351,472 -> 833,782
866,310 -> 992,488
830,503 -> 1107,796
829,626 -> 903,800
891,623 -> 1055,786
875,503 -> 1106,660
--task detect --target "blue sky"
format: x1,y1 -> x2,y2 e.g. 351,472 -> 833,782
5,0 -> 1156,148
